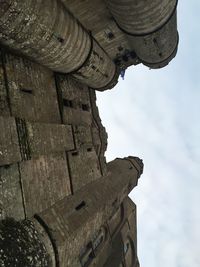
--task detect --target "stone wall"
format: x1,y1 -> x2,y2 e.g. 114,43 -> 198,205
0,49 -> 108,221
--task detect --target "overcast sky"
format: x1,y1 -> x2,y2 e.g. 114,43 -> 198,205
97,1 -> 200,267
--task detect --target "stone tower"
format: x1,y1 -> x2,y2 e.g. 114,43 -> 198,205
0,1 -> 178,266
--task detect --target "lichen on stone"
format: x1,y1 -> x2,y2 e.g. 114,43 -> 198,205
0,218 -> 50,267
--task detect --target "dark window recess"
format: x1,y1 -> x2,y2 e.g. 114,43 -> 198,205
87,148 -> 92,152
82,104 -> 89,111
153,38 -> 157,44
118,46 -> 123,52
75,201 -> 86,211
20,88 -> 33,94
57,36 -> 65,43
72,151 -> 79,156
107,32 -> 115,40
91,65 -> 96,70
4,164 -> 10,169
63,99 -> 73,108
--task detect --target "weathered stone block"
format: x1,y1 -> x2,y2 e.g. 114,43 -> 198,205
67,148 -> 101,192
0,116 -> 21,166
73,125 -> 93,150
26,122 -> 74,157
0,50 -> 10,116
20,153 -> 71,217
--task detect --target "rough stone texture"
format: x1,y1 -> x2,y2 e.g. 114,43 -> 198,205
0,219 -> 50,267
15,119 -> 75,161
0,48 -> 109,223
3,53 -> 61,123
56,74 -> 108,180
0,0 -> 91,74
0,116 -> 21,166
107,205 -> 123,236
0,0 -> 179,83
62,0 -> 178,70
32,218 -> 56,267
124,198 -> 138,253
67,148 -> 101,192
72,125 -> 93,150
25,122 -> 74,157
0,196 -> 139,267
20,153 -> 72,217
0,164 -> 25,221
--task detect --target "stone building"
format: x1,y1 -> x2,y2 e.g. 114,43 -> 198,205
0,1 -> 178,266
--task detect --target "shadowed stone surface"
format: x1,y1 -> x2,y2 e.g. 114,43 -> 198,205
0,1 -> 179,266
0,219 -> 50,267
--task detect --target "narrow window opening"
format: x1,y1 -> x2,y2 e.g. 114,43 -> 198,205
87,148 -> 92,152
107,32 -> 115,40
76,201 -> 86,211
63,98 -> 73,108
20,88 -> 33,94
72,151 -> 79,156
57,36 -> 65,43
